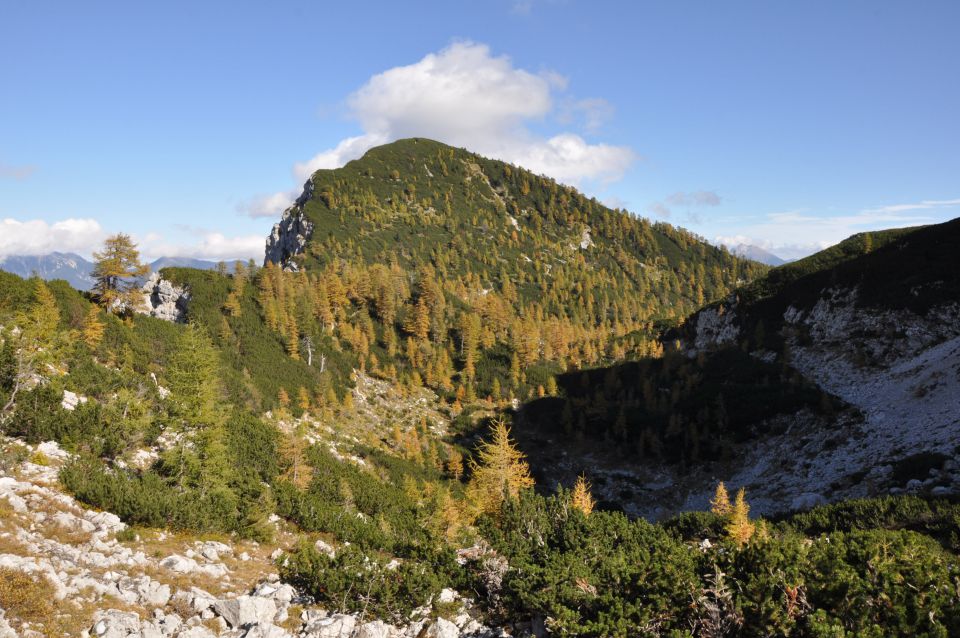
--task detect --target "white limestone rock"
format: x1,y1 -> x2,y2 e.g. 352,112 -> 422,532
139,272 -> 190,322
423,618 -> 460,638
354,620 -> 395,638
302,613 -> 356,638
264,179 -> 315,270
212,595 -> 278,629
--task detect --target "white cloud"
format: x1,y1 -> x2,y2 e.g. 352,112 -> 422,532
713,205 -> 953,260
244,41 -> 635,217
0,217 -> 105,258
648,203 -> 672,219
137,231 -> 264,262
666,190 -> 722,207
237,189 -> 303,219
860,198 -> 960,214
0,216 -> 264,263
647,190 -> 722,221
293,133 -> 386,180
558,98 -> 614,133
0,162 -> 37,181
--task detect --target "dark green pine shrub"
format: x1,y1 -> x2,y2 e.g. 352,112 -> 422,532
478,491 -> 699,636
279,541 -> 461,622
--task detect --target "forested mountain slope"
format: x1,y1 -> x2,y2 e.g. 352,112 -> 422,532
252,138 -> 766,405
516,218 -> 960,519
0,147 -> 957,636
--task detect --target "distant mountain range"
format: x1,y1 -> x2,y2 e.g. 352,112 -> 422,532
0,252 -> 245,290
729,243 -> 788,266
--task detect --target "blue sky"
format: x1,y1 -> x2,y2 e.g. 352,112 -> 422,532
1,0 -> 958,261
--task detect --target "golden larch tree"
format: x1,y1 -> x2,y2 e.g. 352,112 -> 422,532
445,449 -> 464,480
92,234 -> 150,312
466,418 -> 534,517
82,305 -> 105,348
725,488 -> 756,547
710,481 -> 732,516
571,474 -> 596,516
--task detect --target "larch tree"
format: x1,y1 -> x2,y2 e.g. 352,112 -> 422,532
166,321 -> 223,431
466,418 -> 534,517
710,481 -> 732,516
1,279 -> 61,417
281,422 -> 312,489
92,234 -> 150,313
571,474 -> 596,516
445,449 -> 464,480
161,321 -> 224,490
82,305 -> 105,349
725,488 -> 756,547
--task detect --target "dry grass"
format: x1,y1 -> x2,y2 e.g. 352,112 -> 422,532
0,566 -> 55,625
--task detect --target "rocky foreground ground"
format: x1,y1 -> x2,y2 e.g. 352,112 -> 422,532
0,440 -> 502,638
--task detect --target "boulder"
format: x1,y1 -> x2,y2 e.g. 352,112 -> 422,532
242,623 -> 293,638
91,610 -> 142,638
213,595 -> 278,628
422,618 -> 460,638
170,587 -> 217,614
199,540 -> 231,561
140,272 -> 190,323
160,554 -> 199,573
253,581 -> 296,604
160,554 -> 227,578
355,620 -> 395,638
302,613 -> 356,638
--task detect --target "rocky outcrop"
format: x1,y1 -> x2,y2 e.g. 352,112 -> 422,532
140,272 -> 190,322
692,302 -> 740,350
264,179 -> 315,270
0,437 -> 509,638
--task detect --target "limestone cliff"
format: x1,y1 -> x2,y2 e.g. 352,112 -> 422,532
264,179 -> 315,270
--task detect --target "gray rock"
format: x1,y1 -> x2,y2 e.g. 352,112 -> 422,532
139,272 -> 190,322
355,620 -> 394,638
160,554 -> 227,578
160,554 -> 198,573
423,618 -> 460,638
213,595 -> 278,629
91,610 -> 142,638
0,610 -> 18,638
253,581 -> 296,604
177,627 -> 217,638
302,613 -> 356,638
264,180 -> 315,269
931,485 -> 952,496
242,623 -> 293,638
170,587 -> 217,614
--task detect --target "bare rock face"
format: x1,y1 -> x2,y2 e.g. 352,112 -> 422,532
140,272 -> 190,322
264,179 -> 315,270
692,303 -> 740,350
